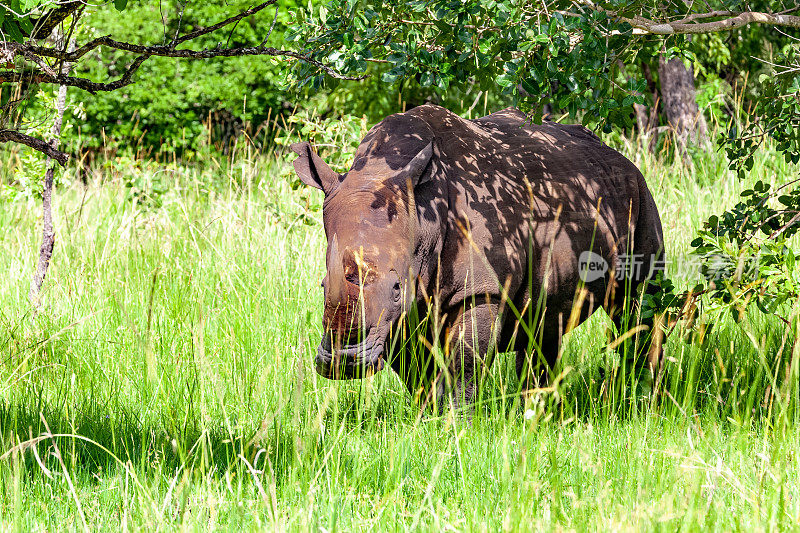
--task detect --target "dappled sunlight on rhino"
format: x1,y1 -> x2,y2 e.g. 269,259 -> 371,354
291,104 -> 665,411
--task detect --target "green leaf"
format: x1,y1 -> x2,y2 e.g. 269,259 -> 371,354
381,72 -> 397,84
114,0 -> 128,11
4,19 -> 24,42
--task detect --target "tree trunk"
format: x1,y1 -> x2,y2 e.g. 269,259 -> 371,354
29,38 -> 75,308
628,61 -> 661,153
658,55 -> 708,160
634,102 -> 650,133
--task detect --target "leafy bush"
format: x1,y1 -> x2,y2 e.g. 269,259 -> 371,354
69,0 -> 300,154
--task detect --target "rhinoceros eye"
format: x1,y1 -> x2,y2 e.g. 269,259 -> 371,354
392,281 -> 401,299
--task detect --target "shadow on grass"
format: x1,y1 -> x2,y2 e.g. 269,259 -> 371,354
1,307 -> 796,485
0,402 -> 307,486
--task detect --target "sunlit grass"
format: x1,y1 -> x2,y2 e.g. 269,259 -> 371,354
0,134 -> 799,530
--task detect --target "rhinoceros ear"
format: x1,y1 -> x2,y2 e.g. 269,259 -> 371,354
290,142 -> 341,194
399,142 -> 435,188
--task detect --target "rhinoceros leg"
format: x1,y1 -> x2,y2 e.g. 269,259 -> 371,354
606,263 -> 666,393
512,325 -> 562,392
433,302 -> 503,413
613,177 -> 667,393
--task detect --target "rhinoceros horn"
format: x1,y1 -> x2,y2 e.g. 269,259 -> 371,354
327,233 -> 343,300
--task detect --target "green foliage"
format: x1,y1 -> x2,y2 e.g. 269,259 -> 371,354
689,44 -> 800,322
103,154 -> 169,209
286,1 -> 648,129
276,108 -> 368,172
690,180 -> 800,316
69,0 -> 299,153
690,1 -> 799,105
646,175 -> 800,342
724,44 -> 800,174
695,74 -> 731,126
0,1 -> 41,42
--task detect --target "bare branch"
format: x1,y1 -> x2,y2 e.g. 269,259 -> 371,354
617,10 -> 800,35
674,10 -> 735,25
30,36 -> 76,307
0,130 -> 69,165
172,2 -> 188,45
174,0 -> 277,45
0,44 -> 363,92
20,47 -> 57,77
0,53 -> 150,93
260,5 -> 280,47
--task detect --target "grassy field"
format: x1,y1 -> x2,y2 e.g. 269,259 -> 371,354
1,135 -> 799,531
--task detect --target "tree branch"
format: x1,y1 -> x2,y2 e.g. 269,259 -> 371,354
674,10 -> 735,25
0,0 -> 364,159
173,0 -> 278,46
0,0 -> 362,101
28,1 -> 84,39
0,130 -> 69,165
0,44 -> 363,92
619,11 -> 800,35
4,36 -> 363,84
29,36 -> 76,307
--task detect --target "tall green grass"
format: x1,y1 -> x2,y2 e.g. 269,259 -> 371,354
0,134 -> 799,530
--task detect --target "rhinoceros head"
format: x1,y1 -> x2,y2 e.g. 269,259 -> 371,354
290,136 -> 437,379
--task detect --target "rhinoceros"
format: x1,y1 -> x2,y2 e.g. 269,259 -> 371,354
291,104 -> 665,408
